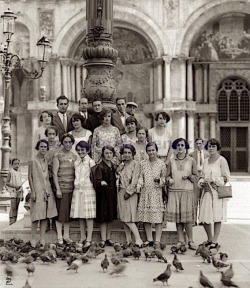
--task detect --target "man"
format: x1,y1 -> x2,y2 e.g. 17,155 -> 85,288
126,101 -> 138,116
85,98 -> 103,132
53,95 -> 72,140
69,97 -> 89,129
112,97 -> 130,135
189,138 -> 209,224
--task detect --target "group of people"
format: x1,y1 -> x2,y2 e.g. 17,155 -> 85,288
6,94 -> 230,252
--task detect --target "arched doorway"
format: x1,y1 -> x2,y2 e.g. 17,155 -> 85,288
218,77 -> 250,172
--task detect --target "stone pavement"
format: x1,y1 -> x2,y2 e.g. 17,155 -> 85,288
0,177 -> 250,288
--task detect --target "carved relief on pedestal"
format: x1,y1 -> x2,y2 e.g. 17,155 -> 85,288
39,9 -> 54,40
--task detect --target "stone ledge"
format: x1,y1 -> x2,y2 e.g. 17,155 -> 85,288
2,218 -> 179,245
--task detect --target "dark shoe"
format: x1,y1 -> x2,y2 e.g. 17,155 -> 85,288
204,240 -> 212,247
142,240 -> 154,247
105,239 -> 114,246
188,241 -> 197,250
209,242 -> 218,250
99,240 -> 105,248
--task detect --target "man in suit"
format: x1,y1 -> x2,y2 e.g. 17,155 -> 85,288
112,97 -> 130,135
85,98 -> 103,132
69,96 -> 89,129
189,138 -> 209,224
53,95 -> 72,140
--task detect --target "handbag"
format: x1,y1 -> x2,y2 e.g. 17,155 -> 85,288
217,183 -> 232,199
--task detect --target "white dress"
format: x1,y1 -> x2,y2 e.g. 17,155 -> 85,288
70,155 -> 96,219
69,129 -> 92,157
148,127 -> 172,157
198,156 -> 230,224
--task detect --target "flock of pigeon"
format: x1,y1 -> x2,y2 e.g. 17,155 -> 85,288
0,238 -> 239,287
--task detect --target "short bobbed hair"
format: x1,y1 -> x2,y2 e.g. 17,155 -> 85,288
146,142 -> 158,152
35,139 -> 49,151
136,126 -> 148,138
11,158 -> 20,165
39,110 -> 53,123
125,116 -> 137,126
155,112 -> 170,123
100,108 -> 113,120
45,125 -> 58,137
172,138 -> 190,150
101,145 -> 115,157
120,144 -> 136,156
61,133 -> 75,145
204,138 -> 221,151
75,141 -> 90,152
71,113 -> 85,127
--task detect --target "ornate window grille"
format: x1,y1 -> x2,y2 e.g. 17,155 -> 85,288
218,78 -> 250,121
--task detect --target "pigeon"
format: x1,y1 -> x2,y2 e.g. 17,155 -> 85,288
66,254 -> 78,266
122,248 -> 133,258
26,262 -> 35,276
20,255 -> 34,264
131,246 -> 141,260
22,279 -> 32,288
80,255 -> 89,263
151,249 -> 168,263
209,245 -> 221,256
172,252 -> 184,272
200,244 -> 211,263
67,259 -> 82,273
110,263 -> 126,275
153,264 -> 172,285
111,254 -> 121,266
199,271 -> 214,288
101,254 -> 109,272
224,263 -> 234,280
220,272 -> 239,287
39,254 -> 52,264
212,256 -> 229,271
4,264 -> 13,277
219,252 -> 229,262
143,249 -> 153,261
113,242 -> 122,252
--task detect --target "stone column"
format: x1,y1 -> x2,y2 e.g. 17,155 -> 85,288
82,67 -> 87,86
54,58 -> 62,98
187,57 -> 194,101
162,55 -> 172,102
67,64 -> 71,101
71,64 -> 76,103
210,113 -> 217,138
149,62 -> 154,103
76,64 -> 81,102
199,114 -> 205,140
203,64 -> 208,104
178,57 -> 187,101
177,111 -> 186,138
61,59 -> 69,98
187,112 -> 195,151
156,58 -> 163,101
194,63 -> 202,103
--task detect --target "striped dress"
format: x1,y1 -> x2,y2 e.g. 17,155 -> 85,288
70,155 -> 96,219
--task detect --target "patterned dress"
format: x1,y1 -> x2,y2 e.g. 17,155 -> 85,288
28,156 -> 57,222
121,134 -> 138,145
137,159 -> 167,223
70,155 -> 96,219
198,156 -> 230,224
116,160 -> 140,223
53,150 -> 77,222
92,125 -> 121,163
165,155 -> 198,223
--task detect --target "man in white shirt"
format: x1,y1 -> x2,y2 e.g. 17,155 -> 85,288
112,97 -> 130,135
78,97 -> 89,119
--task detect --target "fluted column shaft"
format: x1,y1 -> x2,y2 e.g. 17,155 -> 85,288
76,65 -> 81,102
203,64 -> 208,104
210,113 -> 216,138
187,57 -> 194,101
163,56 -> 172,101
71,65 -> 76,102
199,114 -> 205,140
187,112 -> 195,152
178,57 -> 186,101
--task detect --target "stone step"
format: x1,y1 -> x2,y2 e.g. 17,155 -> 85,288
2,218 -> 179,245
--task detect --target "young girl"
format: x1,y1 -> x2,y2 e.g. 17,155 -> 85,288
70,141 -> 96,248
6,158 -> 23,225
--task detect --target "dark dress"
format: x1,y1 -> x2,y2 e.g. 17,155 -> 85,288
95,160 -> 117,223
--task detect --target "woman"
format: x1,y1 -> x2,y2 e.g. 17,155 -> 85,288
165,138 -> 198,250
94,145 -> 117,248
137,142 -> 166,246
116,144 -> 143,246
134,127 -> 149,162
52,134 -> 77,244
33,110 -> 54,145
69,113 -> 92,156
92,108 -> 121,164
198,138 -> 230,249
121,116 -> 138,145
70,141 -> 96,248
148,112 -> 172,165
28,139 -> 57,247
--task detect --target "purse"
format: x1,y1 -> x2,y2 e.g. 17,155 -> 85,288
217,183 -> 232,199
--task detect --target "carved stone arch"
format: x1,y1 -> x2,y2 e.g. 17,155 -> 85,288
175,0 -> 250,56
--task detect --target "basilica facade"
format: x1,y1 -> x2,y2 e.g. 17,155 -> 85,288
0,0 -> 250,172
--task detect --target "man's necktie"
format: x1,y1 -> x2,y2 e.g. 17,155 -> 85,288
200,150 -> 203,166
63,114 -> 67,131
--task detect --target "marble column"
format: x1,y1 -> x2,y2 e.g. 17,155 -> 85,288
162,55 -> 172,102
153,58 -> 163,101
187,112 -> 195,152
177,111 -> 186,138
71,64 -> 76,103
149,62 -> 154,103
67,64 -> 71,101
187,57 -> 194,101
178,57 -> 187,101
194,63 -> 202,103
54,58 -> 62,97
210,113 -> 217,138
76,64 -> 81,102
199,114 -> 205,140
61,59 -> 69,98
203,64 -> 208,104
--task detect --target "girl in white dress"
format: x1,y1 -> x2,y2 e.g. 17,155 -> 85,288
70,141 -> 96,248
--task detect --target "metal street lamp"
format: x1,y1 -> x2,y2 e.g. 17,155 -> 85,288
0,8 -> 52,204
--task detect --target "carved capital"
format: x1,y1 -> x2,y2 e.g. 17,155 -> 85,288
60,59 -> 70,66
152,58 -> 163,67
187,57 -> 195,64
178,57 -> 187,63
162,55 -> 172,64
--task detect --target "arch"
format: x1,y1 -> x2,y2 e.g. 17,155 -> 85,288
54,5 -> 168,58
175,0 -> 250,56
